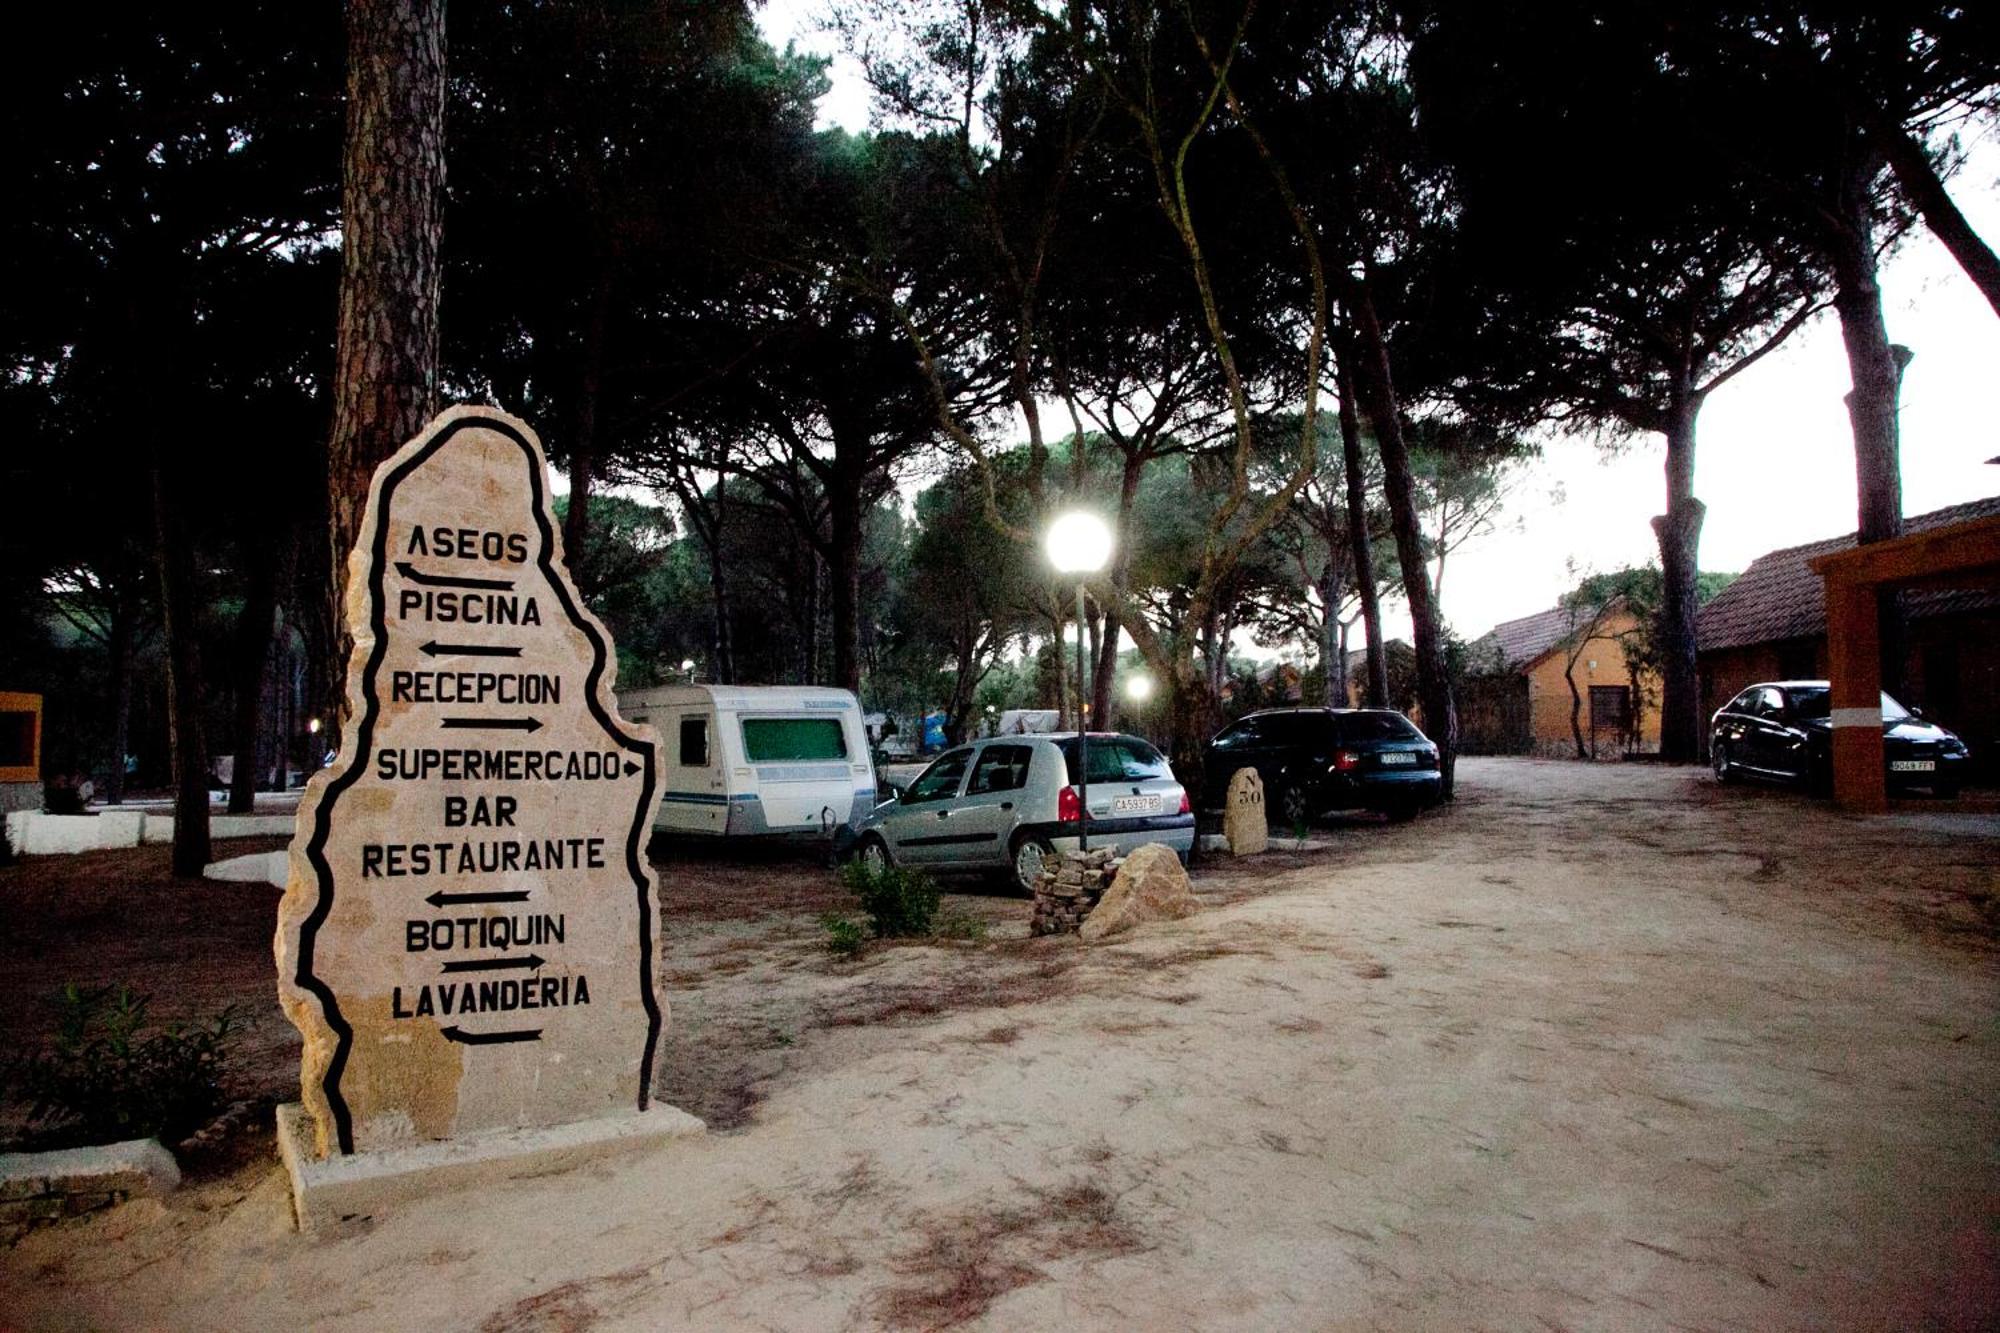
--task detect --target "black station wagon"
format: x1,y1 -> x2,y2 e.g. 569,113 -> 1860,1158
1202,707 -> 1442,825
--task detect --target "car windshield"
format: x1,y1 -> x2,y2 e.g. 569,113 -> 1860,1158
1786,687 -> 1910,722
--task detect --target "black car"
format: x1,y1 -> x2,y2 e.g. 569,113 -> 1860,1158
1710,680 -> 1970,796
1203,707 -> 1442,825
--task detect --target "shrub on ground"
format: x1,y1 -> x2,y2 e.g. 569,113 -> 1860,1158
3,984 -> 236,1150
819,912 -> 867,958
837,858 -> 941,938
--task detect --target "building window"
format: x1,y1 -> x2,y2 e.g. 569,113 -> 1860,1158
1589,685 -> 1631,732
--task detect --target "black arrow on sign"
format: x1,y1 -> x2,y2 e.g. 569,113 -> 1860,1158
624,761 -> 640,776
440,953 -> 546,974
425,889 -> 531,908
395,561 -> 515,591
421,640 -> 522,658
441,1026 -> 543,1045
439,716 -> 542,733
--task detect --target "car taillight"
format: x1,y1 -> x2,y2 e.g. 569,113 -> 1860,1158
1334,750 -> 1361,772
1058,785 -> 1083,823
1176,791 -> 1191,815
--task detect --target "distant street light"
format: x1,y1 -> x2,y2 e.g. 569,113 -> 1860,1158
1045,511 -> 1112,850
1125,676 -> 1152,703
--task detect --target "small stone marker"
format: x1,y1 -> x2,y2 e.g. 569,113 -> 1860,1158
274,407 -> 699,1226
1223,766 -> 1268,856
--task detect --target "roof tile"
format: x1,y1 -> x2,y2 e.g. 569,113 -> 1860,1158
1696,495 -> 2000,652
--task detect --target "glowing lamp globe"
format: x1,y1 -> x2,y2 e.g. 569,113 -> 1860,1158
1125,676 -> 1153,702
1045,511 -> 1112,575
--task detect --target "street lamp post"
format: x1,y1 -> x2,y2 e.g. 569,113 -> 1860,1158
1046,511 -> 1113,850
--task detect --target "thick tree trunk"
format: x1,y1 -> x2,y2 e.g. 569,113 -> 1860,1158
563,445 -> 595,585
1320,562 -> 1345,707
561,268 -> 613,582
103,579 -> 137,806
1651,392 -> 1706,763
827,470 -> 864,693
709,470 -> 735,684
1095,453 -> 1144,733
1335,615 -> 1353,708
1879,125 -> 2000,321
1089,597 -> 1120,730
1336,351 -> 1388,707
227,535 -> 291,814
800,549 -> 823,686
1348,282 -> 1457,796
1828,168 -> 1907,694
325,0 -> 446,736
708,550 -> 735,685
1167,670 -> 1217,865
1038,613 -> 1066,724
152,462 -> 210,877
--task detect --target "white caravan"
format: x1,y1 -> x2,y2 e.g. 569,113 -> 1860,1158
620,685 -> 876,839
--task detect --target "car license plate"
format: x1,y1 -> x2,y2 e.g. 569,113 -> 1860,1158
1378,752 -> 1417,766
1112,794 -> 1161,815
1889,760 -> 1935,772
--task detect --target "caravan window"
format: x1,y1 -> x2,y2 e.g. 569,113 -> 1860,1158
741,717 -> 848,763
678,717 -> 709,767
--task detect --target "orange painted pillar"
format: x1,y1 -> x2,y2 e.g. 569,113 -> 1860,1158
1822,577 -> 1887,813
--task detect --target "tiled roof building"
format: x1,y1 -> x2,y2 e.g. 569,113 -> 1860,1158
1696,494 -> 2000,762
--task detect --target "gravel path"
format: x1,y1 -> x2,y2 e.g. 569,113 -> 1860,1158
3,759 -> 1994,1330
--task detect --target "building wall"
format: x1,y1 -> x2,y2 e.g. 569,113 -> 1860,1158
1520,611 -> 1662,756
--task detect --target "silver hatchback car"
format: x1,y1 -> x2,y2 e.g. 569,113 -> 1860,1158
849,732 -> 1195,892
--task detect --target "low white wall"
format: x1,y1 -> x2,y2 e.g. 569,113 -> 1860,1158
202,850 -> 289,887
4,809 -> 293,855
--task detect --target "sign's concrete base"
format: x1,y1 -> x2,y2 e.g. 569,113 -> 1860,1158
276,1101 -> 705,1231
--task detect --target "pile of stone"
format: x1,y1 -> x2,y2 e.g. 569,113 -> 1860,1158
1030,847 -> 1123,936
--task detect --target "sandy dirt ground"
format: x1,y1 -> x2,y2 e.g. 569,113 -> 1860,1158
2,759 -> 1996,1330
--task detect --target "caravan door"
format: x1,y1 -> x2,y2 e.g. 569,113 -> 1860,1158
661,710 -> 727,834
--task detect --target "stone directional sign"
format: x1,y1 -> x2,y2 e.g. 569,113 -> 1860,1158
277,407 -> 665,1160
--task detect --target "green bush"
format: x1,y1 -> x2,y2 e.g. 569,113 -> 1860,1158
838,858 -> 941,938
4,985 -> 237,1150
819,912 -> 867,959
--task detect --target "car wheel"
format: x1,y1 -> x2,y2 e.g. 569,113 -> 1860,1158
852,834 -> 892,874
1010,835 -> 1056,895
1712,741 -> 1736,784
1277,781 -> 1313,828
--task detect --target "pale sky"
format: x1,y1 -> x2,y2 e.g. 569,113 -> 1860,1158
759,3 -> 2000,650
